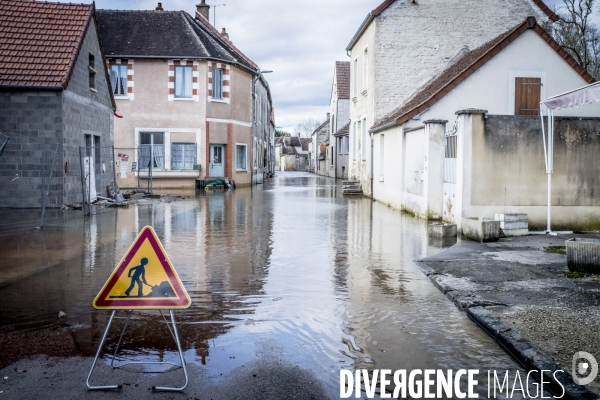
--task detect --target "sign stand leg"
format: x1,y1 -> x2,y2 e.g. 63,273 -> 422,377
86,310 -> 121,390
86,309 -> 188,391
153,310 -> 189,391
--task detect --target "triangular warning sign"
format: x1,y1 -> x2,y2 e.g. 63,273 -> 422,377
93,226 -> 191,309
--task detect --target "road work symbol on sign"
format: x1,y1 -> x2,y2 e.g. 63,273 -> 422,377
93,226 -> 191,309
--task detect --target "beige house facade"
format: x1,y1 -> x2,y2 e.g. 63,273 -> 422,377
345,0 -> 559,197
97,2 -> 266,189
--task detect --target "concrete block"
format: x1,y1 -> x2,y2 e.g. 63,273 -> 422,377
461,217 -> 500,243
502,228 -> 530,237
494,213 -> 528,222
428,223 -> 457,238
500,221 -> 528,230
566,238 -> 600,274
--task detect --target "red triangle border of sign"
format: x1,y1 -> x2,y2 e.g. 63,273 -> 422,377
94,227 -> 190,308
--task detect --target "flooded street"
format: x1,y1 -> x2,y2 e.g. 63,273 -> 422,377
0,172 -> 532,398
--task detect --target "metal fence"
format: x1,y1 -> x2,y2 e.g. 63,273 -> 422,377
0,134 -> 59,236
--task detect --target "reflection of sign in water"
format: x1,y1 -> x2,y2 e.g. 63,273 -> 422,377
131,161 -> 137,172
120,155 -> 129,178
93,226 -> 191,309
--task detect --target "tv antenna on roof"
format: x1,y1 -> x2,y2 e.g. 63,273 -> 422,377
213,4 -> 226,27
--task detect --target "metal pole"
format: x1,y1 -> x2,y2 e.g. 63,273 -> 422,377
79,146 -> 87,216
152,310 -> 188,391
112,146 -> 119,202
149,134 -> 153,194
547,173 -> 552,233
39,139 -> 46,228
86,310 -> 122,390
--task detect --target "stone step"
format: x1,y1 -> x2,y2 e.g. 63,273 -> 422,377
343,189 -> 363,195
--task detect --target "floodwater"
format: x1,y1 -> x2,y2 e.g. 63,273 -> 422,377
0,172 -> 537,398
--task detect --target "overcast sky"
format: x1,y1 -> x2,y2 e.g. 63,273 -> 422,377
95,0 -> 598,132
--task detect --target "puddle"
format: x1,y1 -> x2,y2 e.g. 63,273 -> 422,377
0,172 -> 540,398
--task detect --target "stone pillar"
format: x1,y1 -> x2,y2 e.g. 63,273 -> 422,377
454,109 -> 487,232
423,119 -> 447,220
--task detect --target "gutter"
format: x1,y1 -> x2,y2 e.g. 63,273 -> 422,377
0,85 -> 63,91
345,13 -> 373,52
369,120 -> 396,134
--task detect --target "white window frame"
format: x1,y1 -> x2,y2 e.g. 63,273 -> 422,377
352,122 -> 357,161
236,143 -> 247,171
213,67 -> 224,100
379,134 -> 385,181
110,64 -> 128,97
171,142 -> 196,170
362,47 -> 368,93
361,117 -> 367,161
353,58 -> 358,98
174,66 -> 193,98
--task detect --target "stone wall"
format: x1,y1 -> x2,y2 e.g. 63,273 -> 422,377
374,0 -> 551,120
0,91 -> 64,207
62,19 -> 114,205
469,115 -> 600,230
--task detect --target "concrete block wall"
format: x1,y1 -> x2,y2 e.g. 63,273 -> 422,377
374,0 -> 551,120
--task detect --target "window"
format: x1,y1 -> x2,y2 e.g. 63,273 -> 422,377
331,146 -> 334,166
331,115 -> 335,133
175,66 -> 193,98
110,65 -> 128,96
379,134 -> 385,180
212,67 -> 223,99
352,122 -> 357,161
361,118 -> 367,161
363,48 -> 368,92
343,136 -> 349,155
236,144 -> 247,170
139,132 -> 165,169
515,77 -> 542,115
88,54 -> 96,90
353,58 -> 358,98
171,143 -> 196,169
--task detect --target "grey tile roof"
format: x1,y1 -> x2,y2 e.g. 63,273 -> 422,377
96,9 -> 256,70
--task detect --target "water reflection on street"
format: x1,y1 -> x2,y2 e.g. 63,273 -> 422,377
0,172 -> 528,397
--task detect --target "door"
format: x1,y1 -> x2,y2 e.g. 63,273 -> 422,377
210,145 -> 225,177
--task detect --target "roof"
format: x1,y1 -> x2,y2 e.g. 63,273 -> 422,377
290,136 -> 301,147
274,137 -> 283,146
281,137 -> 297,155
335,61 -> 350,99
371,18 -> 595,132
300,138 -> 310,151
333,122 -> 350,137
96,9 -> 256,71
0,0 -> 93,88
346,0 -> 558,51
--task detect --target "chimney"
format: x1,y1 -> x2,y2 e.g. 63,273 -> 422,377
196,0 -> 210,21
155,2 -> 164,11
221,27 -> 229,40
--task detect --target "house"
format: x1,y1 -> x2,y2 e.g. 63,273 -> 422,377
311,116 -> 331,176
96,1 -> 272,189
252,72 -> 275,184
346,0 -> 559,197
327,62 -> 351,179
0,0 -> 115,208
277,136 -> 308,171
274,137 -> 283,171
369,17 -> 600,230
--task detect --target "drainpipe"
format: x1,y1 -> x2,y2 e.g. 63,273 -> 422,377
251,73 -> 257,187
370,133 -> 374,198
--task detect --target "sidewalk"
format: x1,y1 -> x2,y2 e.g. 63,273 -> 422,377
419,234 -> 600,399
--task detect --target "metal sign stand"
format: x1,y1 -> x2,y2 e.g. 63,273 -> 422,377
86,309 -> 188,391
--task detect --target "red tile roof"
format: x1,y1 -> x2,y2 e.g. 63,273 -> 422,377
0,0 -> 94,88
335,61 -> 350,99
371,18 -> 594,131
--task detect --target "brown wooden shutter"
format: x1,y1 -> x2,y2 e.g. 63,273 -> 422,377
515,77 -> 542,115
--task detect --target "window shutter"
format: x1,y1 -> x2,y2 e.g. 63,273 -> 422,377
515,77 -> 542,115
